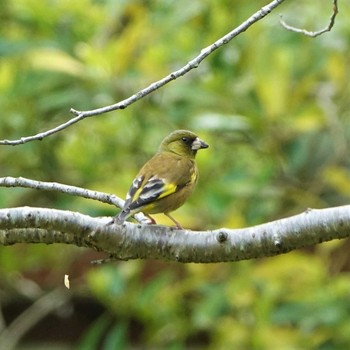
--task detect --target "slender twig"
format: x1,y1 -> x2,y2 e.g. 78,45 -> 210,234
0,176 -> 149,224
0,288 -> 69,350
0,176 -> 121,206
279,0 -> 338,38
0,0 -> 286,146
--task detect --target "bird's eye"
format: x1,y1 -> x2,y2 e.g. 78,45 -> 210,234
182,137 -> 190,144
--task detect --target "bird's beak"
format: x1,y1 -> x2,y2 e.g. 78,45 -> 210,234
191,137 -> 209,151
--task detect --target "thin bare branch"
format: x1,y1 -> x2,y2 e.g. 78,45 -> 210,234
279,0 -> 338,38
0,176 -> 149,224
0,288 -> 70,350
0,0 -> 286,146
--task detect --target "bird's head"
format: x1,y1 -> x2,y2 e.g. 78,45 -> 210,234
159,130 -> 209,158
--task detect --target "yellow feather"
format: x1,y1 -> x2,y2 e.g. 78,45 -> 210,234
156,182 -> 177,199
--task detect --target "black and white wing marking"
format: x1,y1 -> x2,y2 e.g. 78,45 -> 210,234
128,175 -> 172,211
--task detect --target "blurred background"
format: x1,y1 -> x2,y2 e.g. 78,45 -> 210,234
1,0 -> 350,349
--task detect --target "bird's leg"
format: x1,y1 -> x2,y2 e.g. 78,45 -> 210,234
146,214 -> 157,225
164,213 -> 184,230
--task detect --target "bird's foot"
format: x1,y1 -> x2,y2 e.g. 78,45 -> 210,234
165,213 -> 184,230
145,214 -> 157,225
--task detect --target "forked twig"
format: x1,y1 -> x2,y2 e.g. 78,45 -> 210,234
279,0 -> 338,38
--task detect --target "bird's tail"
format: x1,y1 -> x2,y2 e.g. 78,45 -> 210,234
114,208 -> 130,225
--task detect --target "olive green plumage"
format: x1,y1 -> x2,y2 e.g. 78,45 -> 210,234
115,130 -> 208,228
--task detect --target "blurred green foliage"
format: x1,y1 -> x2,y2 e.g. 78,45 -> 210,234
1,0 -> 350,349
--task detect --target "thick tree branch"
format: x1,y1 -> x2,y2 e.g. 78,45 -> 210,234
0,206 -> 349,263
0,0 -> 286,146
279,0 -> 338,37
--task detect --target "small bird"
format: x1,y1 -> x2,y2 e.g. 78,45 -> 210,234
114,130 -> 209,229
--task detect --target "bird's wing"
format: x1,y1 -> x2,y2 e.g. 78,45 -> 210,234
126,175 -> 176,211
